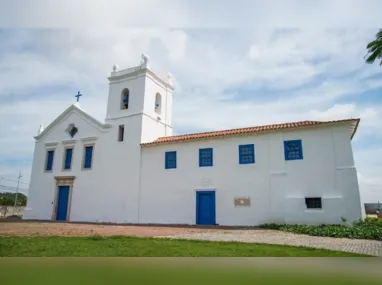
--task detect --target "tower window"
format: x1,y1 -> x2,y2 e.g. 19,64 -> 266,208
118,125 -> 124,142
121,88 -> 129,110
155,92 -> 162,114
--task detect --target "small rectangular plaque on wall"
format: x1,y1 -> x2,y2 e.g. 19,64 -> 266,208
234,197 -> 251,207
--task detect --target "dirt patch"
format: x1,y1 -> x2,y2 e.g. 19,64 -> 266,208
0,222 -> 221,237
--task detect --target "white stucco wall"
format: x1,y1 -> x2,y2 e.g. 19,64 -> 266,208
23,110 -> 110,221
24,110 -> 364,226
139,124 -> 365,226
24,65 -> 175,224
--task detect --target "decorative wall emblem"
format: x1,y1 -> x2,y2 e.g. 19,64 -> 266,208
234,197 -> 251,207
65,124 -> 78,138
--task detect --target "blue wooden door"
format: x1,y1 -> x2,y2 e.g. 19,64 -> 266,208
56,186 -> 70,221
196,191 -> 216,225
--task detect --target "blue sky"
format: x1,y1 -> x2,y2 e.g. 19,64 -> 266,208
0,1 -> 382,203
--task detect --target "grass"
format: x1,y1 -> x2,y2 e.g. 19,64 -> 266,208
0,235 -> 370,257
1,258 -> 381,285
261,218 -> 382,241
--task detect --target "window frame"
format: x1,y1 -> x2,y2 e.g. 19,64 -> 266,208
305,197 -> 322,210
165,151 -> 177,169
199,148 -> 213,167
44,149 -> 55,172
238,144 -> 255,164
118,125 -> 125,142
121,88 -> 129,110
155,92 -> 162,114
82,144 -> 95,170
62,146 -> 74,171
284,139 -> 303,161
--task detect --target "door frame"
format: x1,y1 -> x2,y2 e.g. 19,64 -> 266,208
195,190 -> 216,225
52,176 -> 76,221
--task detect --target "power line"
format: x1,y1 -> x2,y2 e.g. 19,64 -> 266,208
0,177 -> 29,185
0,184 -> 29,193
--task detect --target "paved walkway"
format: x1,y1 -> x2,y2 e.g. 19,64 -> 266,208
2,222 -> 381,256
159,229 -> 382,257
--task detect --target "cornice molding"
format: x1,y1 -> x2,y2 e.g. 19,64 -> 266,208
44,142 -> 59,147
108,65 -> 174,91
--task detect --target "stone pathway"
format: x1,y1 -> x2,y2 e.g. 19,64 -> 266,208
2,222 -> 381,256
159,229 -> 382,257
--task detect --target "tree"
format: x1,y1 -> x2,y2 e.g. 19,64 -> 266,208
365,29 -> 382,65
0,192 -> 27,206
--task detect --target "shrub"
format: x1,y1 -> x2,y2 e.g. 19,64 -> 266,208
260,219 -> 382,241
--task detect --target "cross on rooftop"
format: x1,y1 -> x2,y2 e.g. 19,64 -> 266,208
75,91 -> 82,102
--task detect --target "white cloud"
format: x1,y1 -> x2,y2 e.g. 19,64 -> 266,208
2,0 -> 381,28
309,104 -> 358,121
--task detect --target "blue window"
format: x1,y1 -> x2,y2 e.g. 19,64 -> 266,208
199,148 -> 213,167
45,150 -> 54,171
284,140 -> 303,160
239,144 -> 255,164
83,146 -> 94,169
64,148 -> 73,170
165,151 -> 177,169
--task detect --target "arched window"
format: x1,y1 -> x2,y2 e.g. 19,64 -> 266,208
121,89 -> 129,110
155,92 -> 161,114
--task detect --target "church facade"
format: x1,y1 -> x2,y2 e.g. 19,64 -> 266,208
23,55 -> 366,226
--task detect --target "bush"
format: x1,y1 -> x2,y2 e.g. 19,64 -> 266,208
260,219 -> 382,241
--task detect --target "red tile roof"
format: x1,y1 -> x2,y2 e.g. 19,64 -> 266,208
141,118 -> 360,146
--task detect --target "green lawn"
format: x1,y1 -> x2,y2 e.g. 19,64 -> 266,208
0,235 -> 370,257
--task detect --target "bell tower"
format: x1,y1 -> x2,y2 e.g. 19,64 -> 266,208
105,54 -> 174,143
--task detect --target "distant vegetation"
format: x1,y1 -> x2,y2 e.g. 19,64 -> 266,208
261,218 -> 382,241
0,192 -> 27,206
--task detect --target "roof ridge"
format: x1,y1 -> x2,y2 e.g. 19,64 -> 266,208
141,118 -> 360,146
34,104 -> 111,141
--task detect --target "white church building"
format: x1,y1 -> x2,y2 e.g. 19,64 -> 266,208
23,54 -> 366,226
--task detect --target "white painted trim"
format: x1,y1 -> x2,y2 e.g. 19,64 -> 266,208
45,142 -> 59,147
62,139 -> 77,145
34,104 -> 112,142
304,209 -> 324,213
108,65 -> 174,91
285,195 -> 343,199
270,171 -> 287,175
81,136 -> 98,142
105,111 -> 143,120
106,112 -> 173,129
336,166 -> 356,170
194,188 -> 217,192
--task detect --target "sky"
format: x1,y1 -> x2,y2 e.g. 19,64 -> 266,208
0,0 -> 381,203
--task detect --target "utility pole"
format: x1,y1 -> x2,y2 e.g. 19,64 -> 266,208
13,171 -> 22,215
